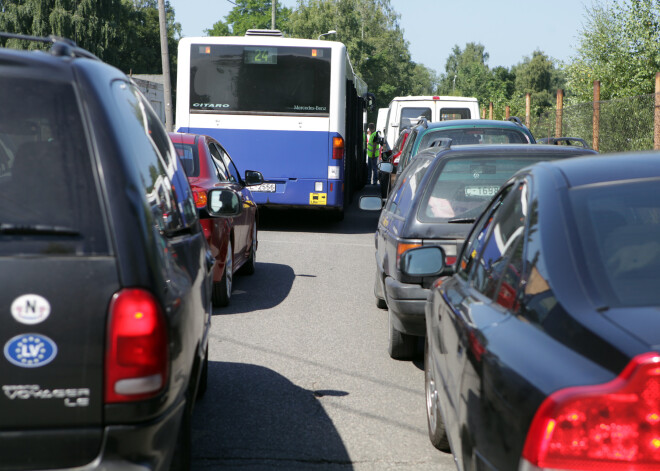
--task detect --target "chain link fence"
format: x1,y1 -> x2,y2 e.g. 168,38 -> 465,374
528,93 -> 657,153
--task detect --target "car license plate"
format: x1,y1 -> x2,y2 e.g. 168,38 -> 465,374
250,183 -> 276,192
465,186 -> 499,197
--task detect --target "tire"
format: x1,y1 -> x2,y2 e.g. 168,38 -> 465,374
196,344 -> 208,400
388,307 -> 416,360
237,224 -> 256,275
425,338 -> 450,451
212,240 -> 232,307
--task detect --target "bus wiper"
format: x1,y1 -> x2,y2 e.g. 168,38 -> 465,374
0,223 -> 80,236
447,217 -> 476,224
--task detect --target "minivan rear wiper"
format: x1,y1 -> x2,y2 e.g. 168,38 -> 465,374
0,223 -> 80,236
447,217 -> 476,224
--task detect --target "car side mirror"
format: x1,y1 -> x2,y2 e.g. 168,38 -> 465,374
400,246 -> 445,277
359,195 -> 383,211
378,162 -> 394,174
207,188 -> 242,217
244,170 -> 264,186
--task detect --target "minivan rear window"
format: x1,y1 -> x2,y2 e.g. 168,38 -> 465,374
0,77 -> 108,256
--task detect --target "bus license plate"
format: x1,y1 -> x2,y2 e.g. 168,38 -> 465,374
465,186 -> 499,197
250,183 -> 276,192
309,193 -> 327,205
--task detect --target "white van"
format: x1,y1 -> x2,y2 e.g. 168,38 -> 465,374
375,107 -> 388,139
383,95 -> 480,148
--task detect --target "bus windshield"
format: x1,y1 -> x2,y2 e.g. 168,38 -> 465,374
189,44 -> 332,116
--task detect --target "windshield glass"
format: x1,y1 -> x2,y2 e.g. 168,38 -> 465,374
0,77 -> 107,255
570,180 -> 660,307
417,127 -> 529,151
418,155 -> 556,223
190,44 -> 331,115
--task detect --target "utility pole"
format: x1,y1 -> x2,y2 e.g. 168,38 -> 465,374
272,0 -> 276,29
157,0 -> 174,131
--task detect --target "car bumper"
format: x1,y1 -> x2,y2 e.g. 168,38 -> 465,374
385,276 -> 429,337
0,399 -> 185,471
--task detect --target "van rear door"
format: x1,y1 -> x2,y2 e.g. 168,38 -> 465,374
0,74 -> 112,469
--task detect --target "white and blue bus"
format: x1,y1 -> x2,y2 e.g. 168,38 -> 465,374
175,30 -> 369,216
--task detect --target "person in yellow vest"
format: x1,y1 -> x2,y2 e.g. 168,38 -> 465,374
366,122 -> 380,185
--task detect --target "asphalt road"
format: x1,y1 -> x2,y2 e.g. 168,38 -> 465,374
191,185 -> 457,470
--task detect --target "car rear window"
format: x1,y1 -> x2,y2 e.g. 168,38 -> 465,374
418,155 -> 555,223
570,180 -> 660,307
173,142 -> 199,177
0,76 -> 108,256
417,127 -> 529,151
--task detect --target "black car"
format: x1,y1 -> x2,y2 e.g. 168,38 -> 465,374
0,34 -> 235,470
361,143 -> 597,360
408,152 -> 660,470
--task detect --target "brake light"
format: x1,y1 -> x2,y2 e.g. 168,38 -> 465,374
332,136 -> 344,160
192,187 -> 208,208
522,353 -> 660,470
105,289 -> 168,403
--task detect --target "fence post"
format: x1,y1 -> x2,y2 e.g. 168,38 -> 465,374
525,93 -> 531,128
593,80 -> 600,152
555,89 -> 564,138
489,102 -> 493,120
655,72 -> 660,150
505,106 -> 510,120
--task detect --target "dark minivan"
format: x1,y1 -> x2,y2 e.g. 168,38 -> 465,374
0,35 -> 220,470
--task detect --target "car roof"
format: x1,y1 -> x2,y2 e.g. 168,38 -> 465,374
168,131 -> 201,144
420,119 -> 527,130
531,151 -> 660,188
418,143 -> 598,160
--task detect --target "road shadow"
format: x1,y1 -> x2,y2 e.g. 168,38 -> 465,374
214,262 -> 296,315
192,361 -> 353,470
258,184 -> 382,236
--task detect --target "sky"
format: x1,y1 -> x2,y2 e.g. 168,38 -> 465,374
168,0 -> 592,74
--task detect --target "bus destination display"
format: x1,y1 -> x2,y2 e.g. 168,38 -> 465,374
244,47 -> 278,65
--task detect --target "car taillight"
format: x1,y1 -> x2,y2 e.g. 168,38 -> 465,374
193,188 -> 208,208
396,242 -> 422,268
105,289 -> 168,403
332,136 -> 344,160
522,352 -> 660,470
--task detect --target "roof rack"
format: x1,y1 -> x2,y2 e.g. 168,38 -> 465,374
0,32 -> 100,60
416,117 -> 429,129
245,29 -> 283,37
508,116 -> 524,127
429,137 -> 452,149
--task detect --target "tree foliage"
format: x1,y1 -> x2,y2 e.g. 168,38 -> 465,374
566,0 -> 660,103
0,0 -> 180,74
206,0 -> 292,36
287,0 -> 434,111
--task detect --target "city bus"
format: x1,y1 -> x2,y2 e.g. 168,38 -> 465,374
175,30 -> 370,217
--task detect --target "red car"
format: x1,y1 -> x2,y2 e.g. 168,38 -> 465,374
169,132 -> 263,307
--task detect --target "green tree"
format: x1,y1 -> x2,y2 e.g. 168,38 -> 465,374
512,50 -> 565,117
566,0 -> 660,103
288,0 -> 417,112
206,0 -> 292,36
0,0 -> 180,74
437,43 -> 491,101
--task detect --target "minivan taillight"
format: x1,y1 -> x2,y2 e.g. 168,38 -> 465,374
105,289 -> 168,403
522,352 -> 660,470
